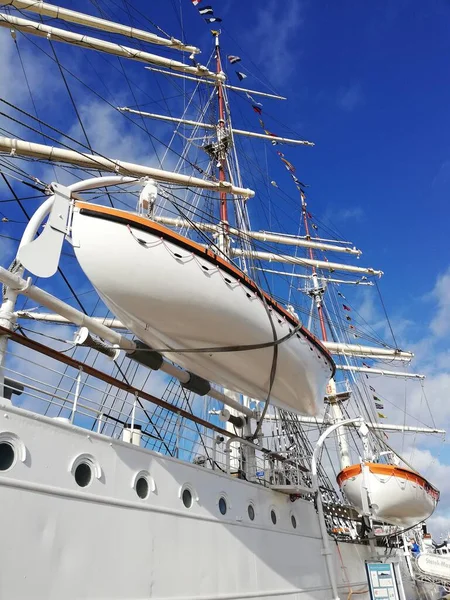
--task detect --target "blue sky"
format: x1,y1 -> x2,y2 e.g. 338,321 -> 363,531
1,0 -> 450,534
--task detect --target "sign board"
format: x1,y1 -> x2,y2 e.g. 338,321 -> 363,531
366,563 -> 400,600
417,554 -> 450,580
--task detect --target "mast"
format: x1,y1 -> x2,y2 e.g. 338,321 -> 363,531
301,193 -> 327,340
300,187 -> 352,467
214,31 -> 230,255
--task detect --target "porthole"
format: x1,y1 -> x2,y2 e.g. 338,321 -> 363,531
0,442 -> 15,471
136,476 -> 149,499
270,509 -> 277,525
174,252 -> 183,259
201,265 -> 210,271
224,277 -> 232,284
248,504 -> 255,521
70,453 -> 101,487
218,496 -> 227,515
182,487 -> 193,508
291,514 -> 297,529
74,462 -> 92,488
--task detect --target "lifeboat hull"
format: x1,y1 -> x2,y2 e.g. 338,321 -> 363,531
71,204 -> 334,415
337,463 -> 439,528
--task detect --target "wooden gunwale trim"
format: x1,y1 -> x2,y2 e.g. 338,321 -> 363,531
75,201 -> 335,374
337,462 -> 439,500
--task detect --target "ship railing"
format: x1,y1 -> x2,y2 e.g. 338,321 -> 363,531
0,340 -> 298,487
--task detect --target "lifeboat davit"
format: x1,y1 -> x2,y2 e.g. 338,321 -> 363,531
337,462 -> 439,528
71,203 -> 335,415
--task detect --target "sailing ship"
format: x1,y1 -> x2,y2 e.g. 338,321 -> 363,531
0,1 -> 445,598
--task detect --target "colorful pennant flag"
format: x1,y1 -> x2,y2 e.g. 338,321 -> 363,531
343,304 -> 351,311
362,362 -> 370,368
338,291 -> 345,299
228,55 -> 241,64
210,29 -> 220,35
280,157 -> 295,172
312,223 -> 318,230
236,71 -> 247,81
245,92 -> 262,106
346,316 -> 352,321
375,402 -> 384,410
349,325 -> 355,330
252,105 -> 262,115
205,16 -> 222,22
377,412 -> 387,419
192,0 -> 201,4
369,385 -> 376,392
198,6 -> 213,14
270,181 -> 278,187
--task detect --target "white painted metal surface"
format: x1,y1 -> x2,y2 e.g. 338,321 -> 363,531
336,365 -> 425,379
323,342 -> 413,361
0,14 -> 218,78
0,0 -> 200,53
231,248 -> 383,277
118,107 -> 314,146
151,215 -> 362,255
145,66 -> 288,99
417,554 -> 450,580
0,137 -> 254,198
71,206 -> 334,415
0,398 -> 384,600
339,466 -> 438,528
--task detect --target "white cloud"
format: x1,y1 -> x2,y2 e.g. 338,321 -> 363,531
66,100 -> 151,167
429,513 -> 450,539
344,263 -> 450,539
338,207 -> 364,221
430,267 -> 450,338
337,83 -> 363,111
252,0 -> 304,86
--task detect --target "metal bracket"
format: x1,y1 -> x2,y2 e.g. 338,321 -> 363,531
17,183 -> 71,278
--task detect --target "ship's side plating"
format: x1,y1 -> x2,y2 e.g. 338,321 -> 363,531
0,398 -> 400,600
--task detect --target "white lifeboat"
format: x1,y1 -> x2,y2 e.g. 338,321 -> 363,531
70,202 -> 335,415
337,462 -> 439,528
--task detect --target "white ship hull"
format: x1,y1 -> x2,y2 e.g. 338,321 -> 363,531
71,203 -> 334,415
338,463 -> 438,528
0,398 -> 409,600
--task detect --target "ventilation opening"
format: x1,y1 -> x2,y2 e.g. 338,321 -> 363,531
219,497 -> 227,515
0,442 -> 14,471
291,514 -> 297,529
248,504 -> 255,521
136,476 -> 149,499
182,488 -> 193,508
270,509 -> 277,525
174,253 -> 182,259
74,462 -> 92,487
224,277 -> 232,284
